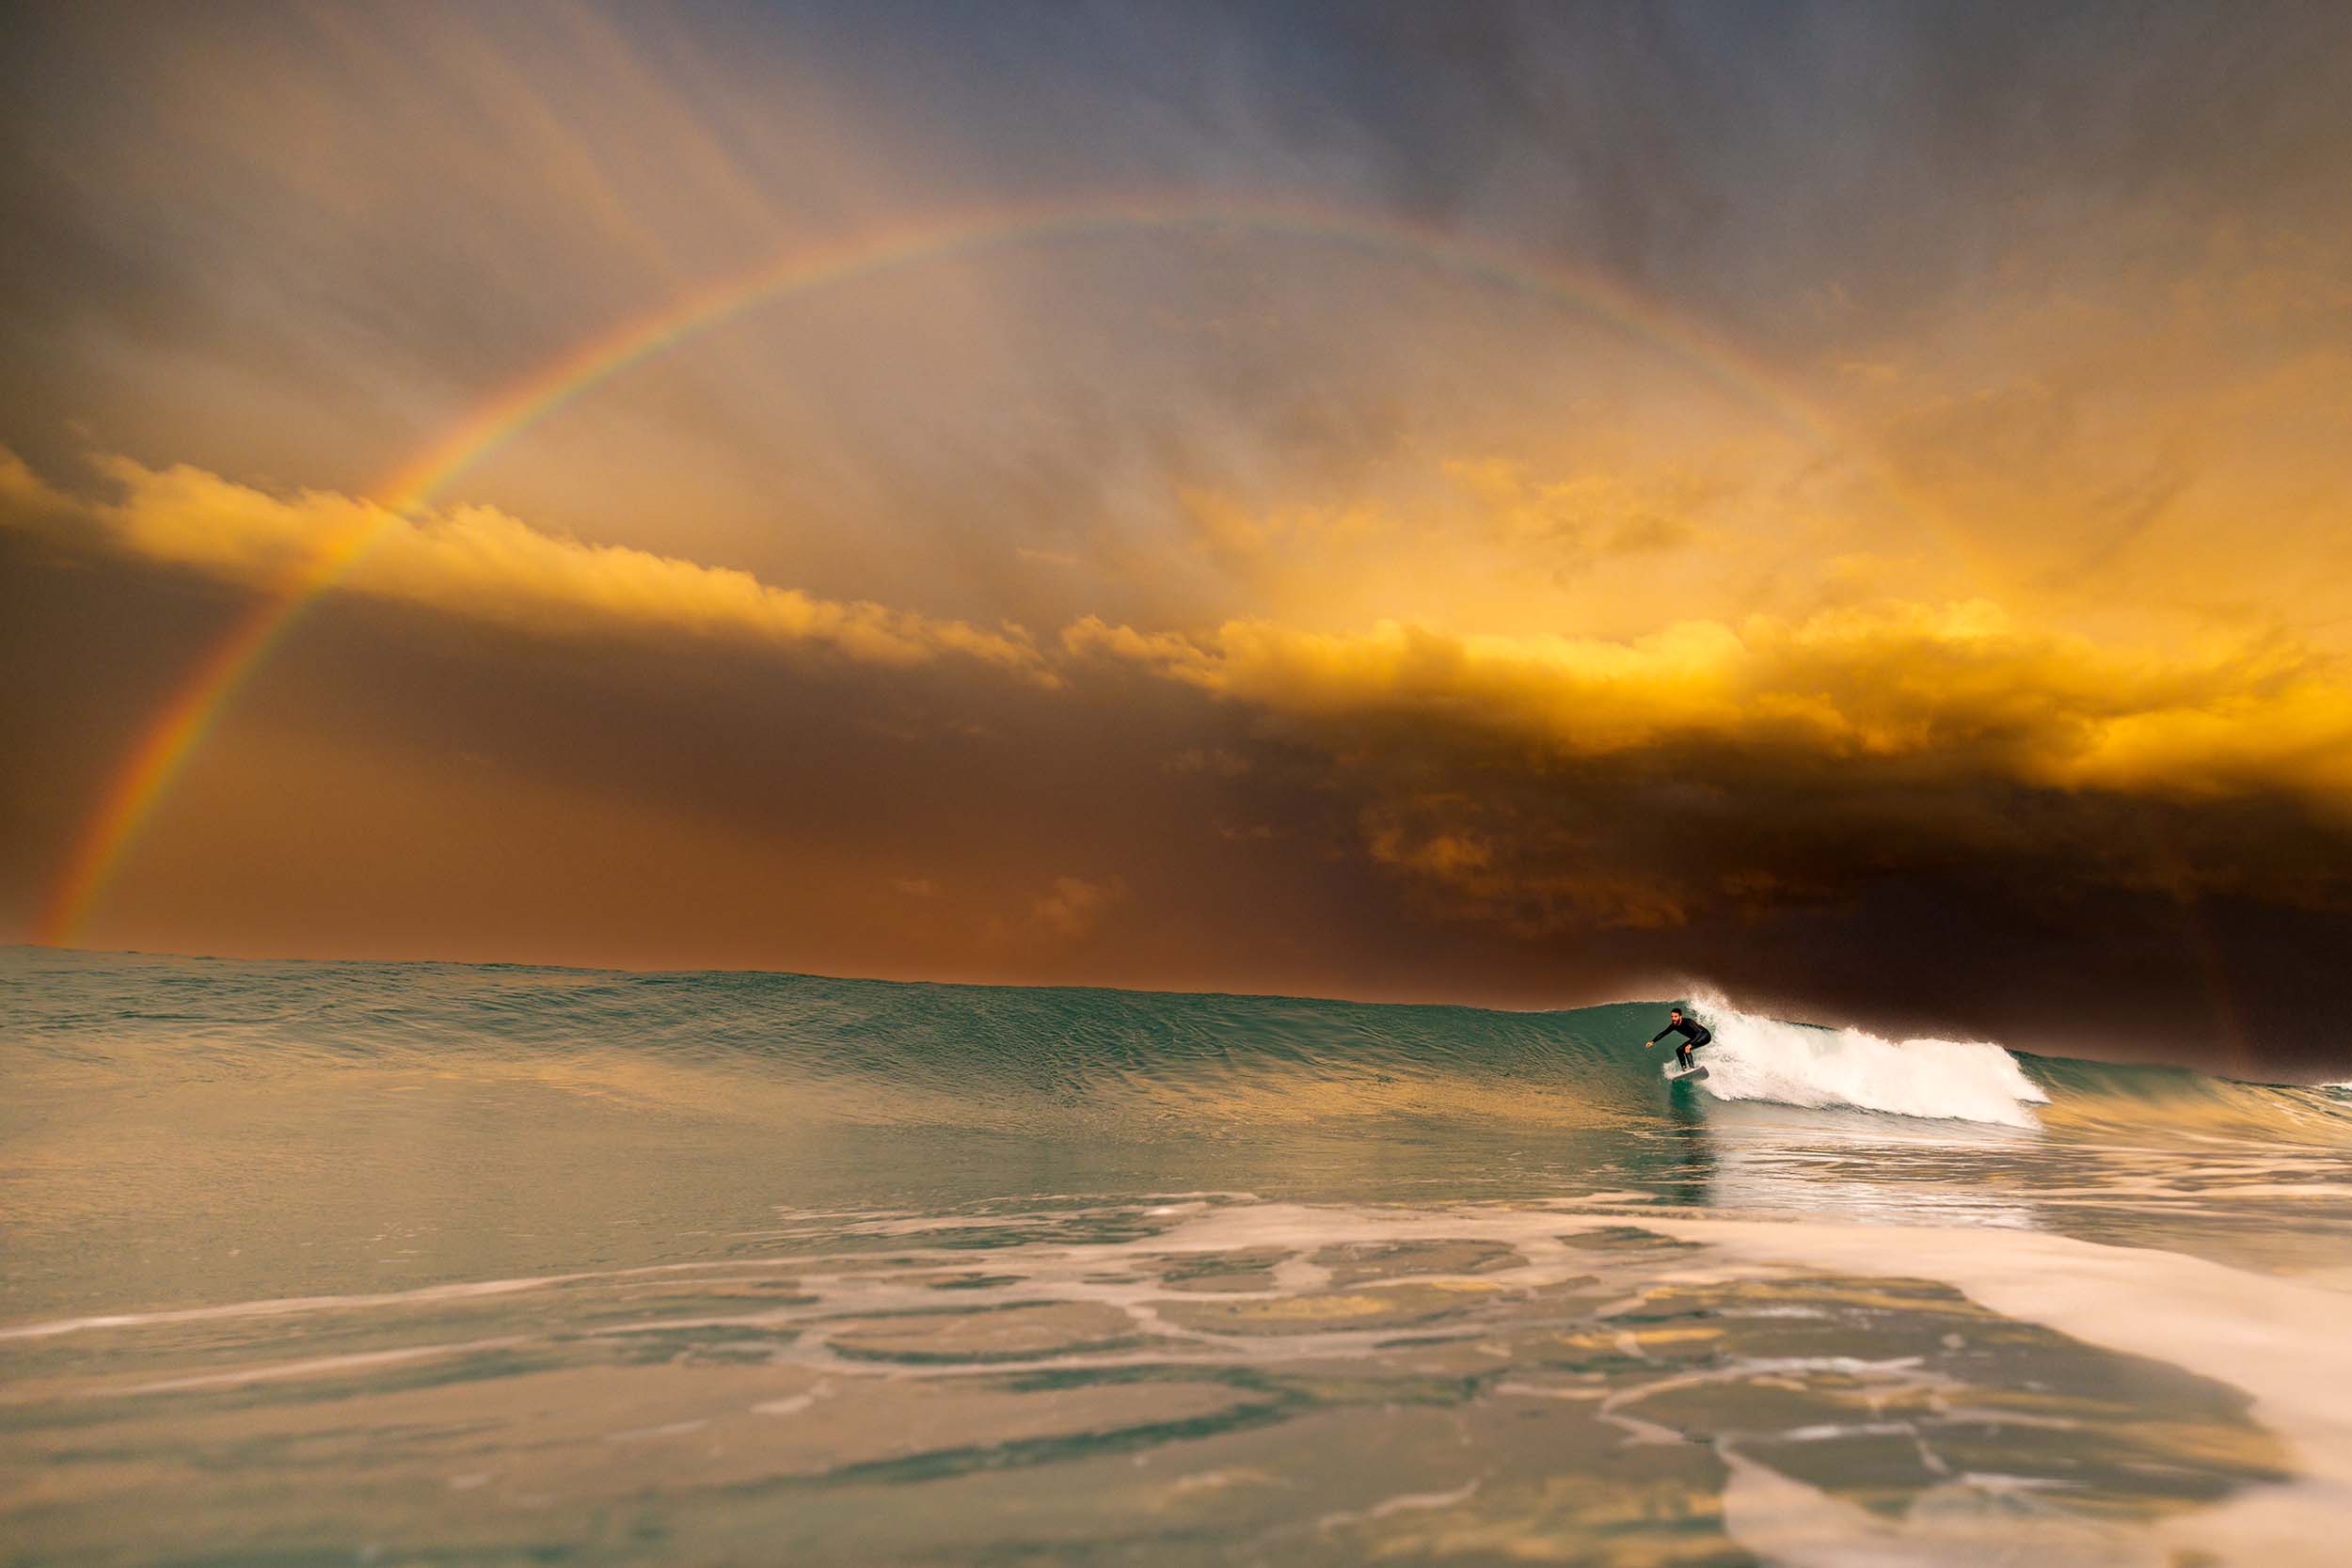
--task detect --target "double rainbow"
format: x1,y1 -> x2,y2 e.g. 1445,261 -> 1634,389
35,195 -> 1845,947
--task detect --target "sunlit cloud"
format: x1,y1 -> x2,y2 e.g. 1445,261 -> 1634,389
20,454 -> 1056,684
1063,603 -> 2352,806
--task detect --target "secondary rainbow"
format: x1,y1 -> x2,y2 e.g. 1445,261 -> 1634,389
36,194 -> 1854,946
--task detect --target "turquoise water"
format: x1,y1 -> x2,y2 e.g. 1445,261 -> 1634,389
4,947 -> 2350,1565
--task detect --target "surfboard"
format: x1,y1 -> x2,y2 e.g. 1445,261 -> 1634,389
1664,1065 -> 1708,1083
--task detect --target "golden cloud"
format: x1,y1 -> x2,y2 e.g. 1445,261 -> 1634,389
1063,603 -> 2352,806
19,449 -> 2350,816
19,454 -> 1056,684
1439,457 -> 1703,556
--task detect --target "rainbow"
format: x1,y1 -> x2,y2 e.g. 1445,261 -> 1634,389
34,194 -> 1854,947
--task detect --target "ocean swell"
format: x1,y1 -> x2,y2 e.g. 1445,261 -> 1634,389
6,949 -> 2346,1146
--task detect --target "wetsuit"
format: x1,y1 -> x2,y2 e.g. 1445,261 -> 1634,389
1650,1017 -> 1712,1068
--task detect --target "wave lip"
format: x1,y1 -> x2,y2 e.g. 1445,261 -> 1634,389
1683,998 -> 2051,1129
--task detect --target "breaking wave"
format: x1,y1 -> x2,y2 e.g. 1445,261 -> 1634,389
6,948 -> 2347,1147
1677,992 -> 2050,1129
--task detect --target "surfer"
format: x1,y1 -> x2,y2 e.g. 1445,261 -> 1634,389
1645,1007 -> 1711,1070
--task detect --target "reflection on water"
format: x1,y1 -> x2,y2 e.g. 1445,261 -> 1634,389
1692,1098 -> 2352,1273
0,1199 -> 2311,1567
4,949 -> 2351,1564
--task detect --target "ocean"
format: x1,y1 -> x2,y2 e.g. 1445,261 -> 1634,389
4,946 -> 2349,1566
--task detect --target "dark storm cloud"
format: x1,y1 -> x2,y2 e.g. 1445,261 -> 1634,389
1077,669 -> 2352,1073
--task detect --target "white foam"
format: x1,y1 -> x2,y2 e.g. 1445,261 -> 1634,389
1650,1215 -> 2352,1568
1677,990 -> 2049,1128
1138,1201 -> 2352,1565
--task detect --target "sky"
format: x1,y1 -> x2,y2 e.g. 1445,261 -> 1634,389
5,1 -> 2351,1074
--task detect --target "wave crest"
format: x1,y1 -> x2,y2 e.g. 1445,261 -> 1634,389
1678,994 -> 2051,1129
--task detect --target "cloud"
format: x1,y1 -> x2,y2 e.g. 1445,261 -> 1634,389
1439,458 -> 1702,558
1362,795 -> 1691,934
1052,597 -> 2352,958
21,441 -> 2349,952
1164,746 -> 1250,777
1061,603 -> 2352,807
10,453 -> 1057,685
1031,875 -> 1126,940
0,448 -> 76,520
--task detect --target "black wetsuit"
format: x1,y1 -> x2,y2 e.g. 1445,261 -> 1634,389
1650,1017 -> 1711,1068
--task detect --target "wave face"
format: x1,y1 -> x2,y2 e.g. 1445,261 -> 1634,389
7,946 -> 2347,1148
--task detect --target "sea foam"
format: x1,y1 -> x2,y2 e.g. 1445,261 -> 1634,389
1677,991 -> 2051,1129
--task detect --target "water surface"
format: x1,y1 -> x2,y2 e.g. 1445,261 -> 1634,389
5,948 -> 2348,1565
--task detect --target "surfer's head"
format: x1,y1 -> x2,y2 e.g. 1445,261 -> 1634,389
1669,1007 -> 1683,1021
